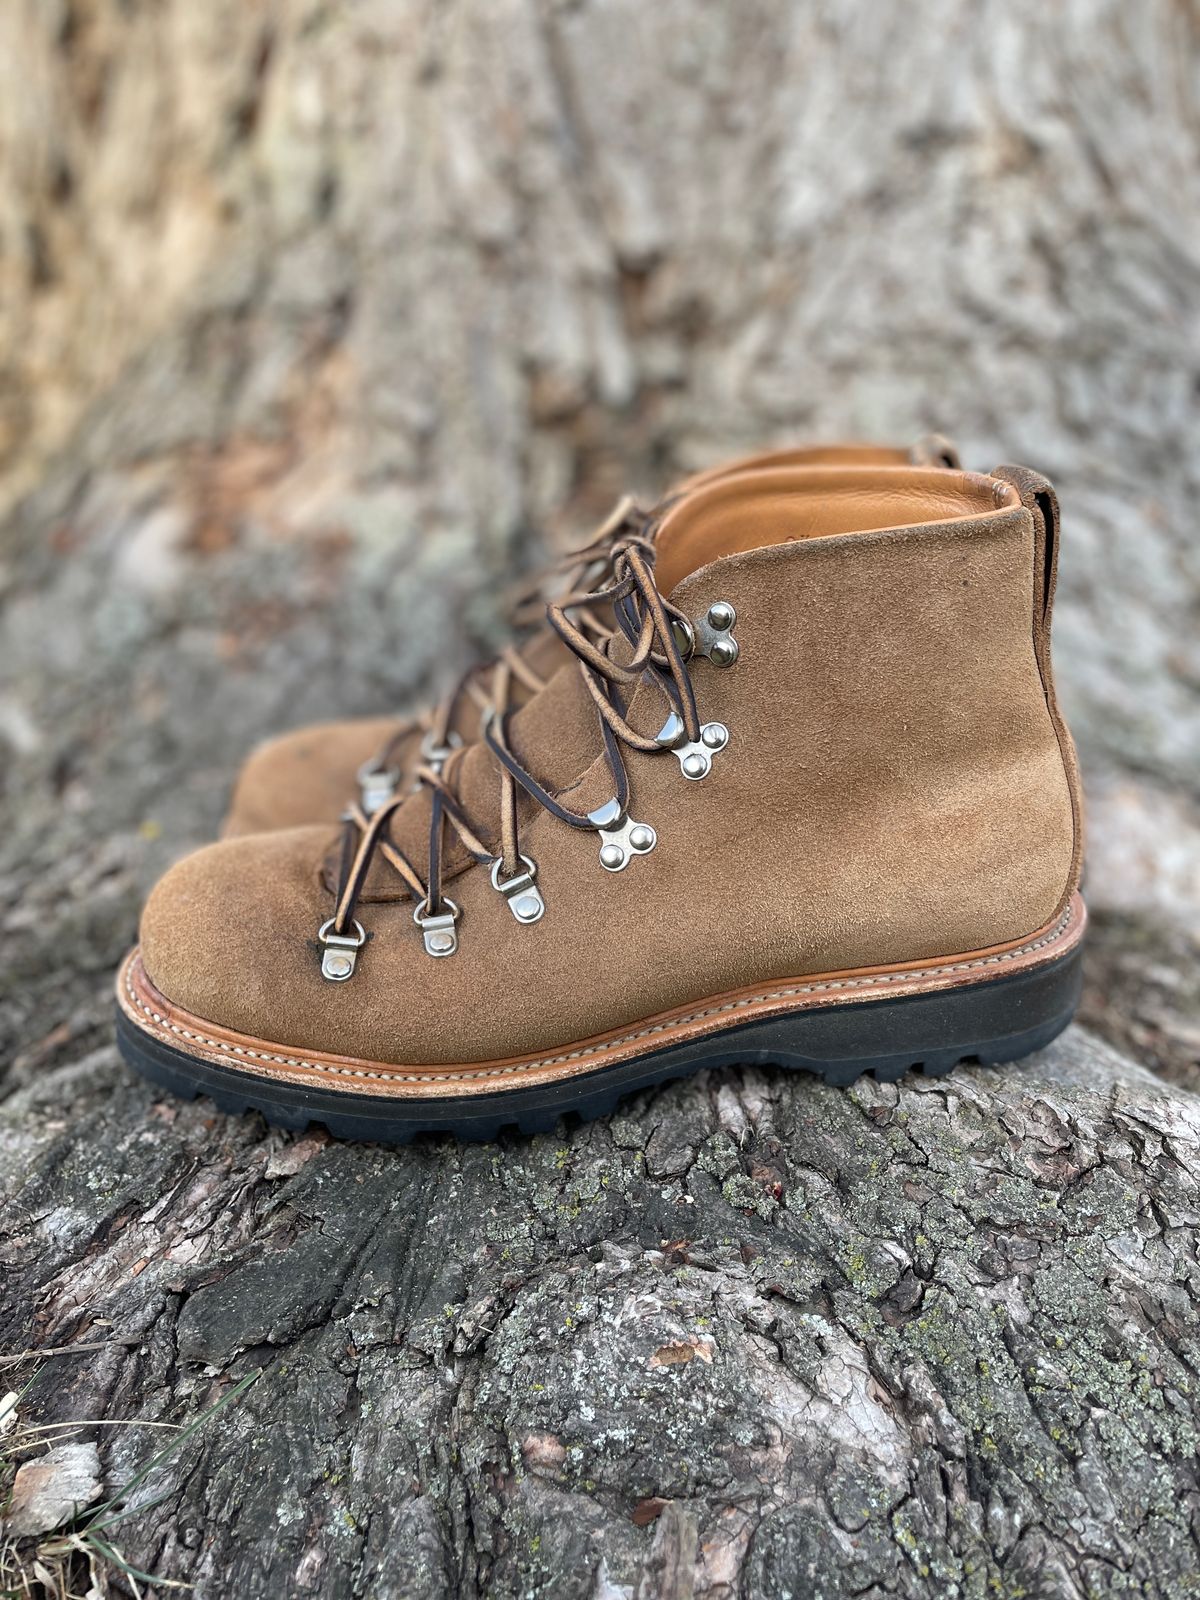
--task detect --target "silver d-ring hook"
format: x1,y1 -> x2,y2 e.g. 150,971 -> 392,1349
692,600 -> 738,667
655,711 -> 729,780
587,797 -> 657,872
672,603 -> 738,667
318,917 -> 366,981
357,760 -> 400,816
419,728 -> 463,772
670,616 -> 696,661
413,896 -> 460,957
489,854 -> 545,924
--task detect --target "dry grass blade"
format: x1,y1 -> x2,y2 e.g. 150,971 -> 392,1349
1,1368 -> 261,1599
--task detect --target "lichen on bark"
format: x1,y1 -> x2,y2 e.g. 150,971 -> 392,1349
4,1032 -> 1200,1596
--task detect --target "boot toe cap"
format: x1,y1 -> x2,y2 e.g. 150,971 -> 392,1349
139,826 -> 339,1042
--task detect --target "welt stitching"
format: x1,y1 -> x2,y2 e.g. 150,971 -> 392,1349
122,905 -> 1076,1086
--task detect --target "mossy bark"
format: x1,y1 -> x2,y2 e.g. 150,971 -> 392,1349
4,1027 -> 1200,1597
1,2 -> 1199,1596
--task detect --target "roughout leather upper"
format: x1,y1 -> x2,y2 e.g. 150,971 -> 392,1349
139,465 -> 1081,1069
221,441 -> 957,838
225,716 -> 402,838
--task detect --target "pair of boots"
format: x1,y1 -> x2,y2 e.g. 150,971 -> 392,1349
116,439 -> 1086,1143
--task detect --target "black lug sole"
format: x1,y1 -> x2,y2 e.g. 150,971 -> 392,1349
115,942 -> 1083,1145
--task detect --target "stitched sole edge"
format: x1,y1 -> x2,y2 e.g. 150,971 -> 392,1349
116,895 -> 1084,1092
115,933 -> 1084,1144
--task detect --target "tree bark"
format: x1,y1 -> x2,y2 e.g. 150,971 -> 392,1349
1,2 -> 1199,1596
4,1028 -> 1200,1598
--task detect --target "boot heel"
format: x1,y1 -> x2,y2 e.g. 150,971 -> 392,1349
693,941 -> 1084,1089
513,942 -> 1084,1130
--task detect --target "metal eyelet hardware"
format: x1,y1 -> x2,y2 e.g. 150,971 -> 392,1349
696,600 -> 738,666
419,728 -> 463,774
318,918 -> 366,981
490,854 -> 545,923
357,760 -> 400,816
414,896 -> 460,957
655,711 -> 729,780
587,797 -> 657,873
672,601 -> 739,668
670,617 -> 695,659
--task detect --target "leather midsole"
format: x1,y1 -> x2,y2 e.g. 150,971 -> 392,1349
115,893 -> 1086,1101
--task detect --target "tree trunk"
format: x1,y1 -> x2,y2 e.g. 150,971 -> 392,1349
3,1026 -> 1199,1599
1,2 -> 1198,1596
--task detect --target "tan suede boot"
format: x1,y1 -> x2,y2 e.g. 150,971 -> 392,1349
223,437 -> 960,835
117,461 -> 1084,1142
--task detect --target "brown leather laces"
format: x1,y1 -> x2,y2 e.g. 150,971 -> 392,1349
326,525 -> 701,951
362,496 -> 646,783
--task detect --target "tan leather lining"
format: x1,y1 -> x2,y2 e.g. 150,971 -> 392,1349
655,467 -> 1018,592
119,892 -> 1085,1101
677,443 -> 919,494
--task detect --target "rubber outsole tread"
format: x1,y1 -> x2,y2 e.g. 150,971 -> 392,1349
115,942 -> 1083,1145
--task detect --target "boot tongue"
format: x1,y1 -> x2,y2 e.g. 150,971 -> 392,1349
438,625 -> 600,828
376,622 -> 569,794
443,625 -> 567,744
330,647 -> 608,900
330,534 -> 669,900
455,652 -> 606,820
412,573 -> 653,855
